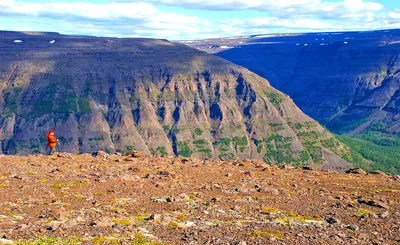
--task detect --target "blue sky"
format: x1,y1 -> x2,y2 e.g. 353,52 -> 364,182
0,0 -> 400,40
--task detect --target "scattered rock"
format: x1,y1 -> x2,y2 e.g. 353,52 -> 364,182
303,166 -> 314,170
151,197 -> 174,203
369,170 -> 388,176
377,202 -> 390,210
177,193 -> 191,201
132,151 -> 142,158
96,151 -> 109,158
128,167 -> 140,172
158,171 -> 170,176
171,159 -> 181,165
280,165 -> 294,170
211,197 -> 220,202
347,225 -> 359,231
146,214 -> 162,221
326,217 -> 340,225
346,168 -> 366,175
57,152 -> 73,159
365,200 -> 389,209
380,211 -> 390,218
252,160 -> 270,169
125,157 -> 135,162
0,239 -> 14,245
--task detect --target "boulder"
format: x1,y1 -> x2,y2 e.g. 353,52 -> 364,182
346,168 -> 366,175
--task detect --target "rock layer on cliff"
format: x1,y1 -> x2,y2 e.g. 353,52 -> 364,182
183,29 -> 400,135
0,31 -> 355,169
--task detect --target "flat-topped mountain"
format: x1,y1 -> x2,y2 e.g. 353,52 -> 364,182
182,29 -> 400,135
0,31 -> 357,169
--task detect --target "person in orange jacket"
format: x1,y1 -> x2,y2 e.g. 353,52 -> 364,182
46,130 -> 58,155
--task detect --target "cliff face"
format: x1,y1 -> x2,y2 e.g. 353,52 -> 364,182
184,29 -> 400,135
0,31 -> 354,169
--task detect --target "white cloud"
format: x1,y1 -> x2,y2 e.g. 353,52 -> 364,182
114,0 -> 384,19
0,0 -> 214,39
0,0 -> 395,40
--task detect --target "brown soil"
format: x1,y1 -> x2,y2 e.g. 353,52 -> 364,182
0,153 -> 399,244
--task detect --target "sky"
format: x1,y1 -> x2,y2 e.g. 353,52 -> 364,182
0,0 -> 399,40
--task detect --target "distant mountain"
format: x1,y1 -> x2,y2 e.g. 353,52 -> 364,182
0,31 -> 359,170
182,29 -> 400,136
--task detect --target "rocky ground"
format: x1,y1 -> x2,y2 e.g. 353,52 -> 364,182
0,153 -> 399,245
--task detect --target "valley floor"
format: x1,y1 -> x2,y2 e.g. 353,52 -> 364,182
0,154 -> 399,244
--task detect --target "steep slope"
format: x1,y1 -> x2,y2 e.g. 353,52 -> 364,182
0,31 -> 355,169
182,29 -> 400,135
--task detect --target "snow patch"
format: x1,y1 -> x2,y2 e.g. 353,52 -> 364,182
255,34 -> 277,38
13,40 -> 23,43
220,46 -> 232,49
344,42 -> 348,44
304,43 -> 308,46
296,43 -> 300,46
319,43 -> 327,46
49,40 -> 56,44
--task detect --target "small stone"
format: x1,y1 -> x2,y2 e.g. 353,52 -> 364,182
376,202 -> 390,210
128,167 -> 139,172
211,197 -> 220,202
57,152 -> 74,159
231,205 -> 241,211
370,170 -> 388,176
252,160 -> 269,169
302,166 -> 313,170
171,159 -> 181,165
96,151 -> 109,158
146,214 -> 162,221
244,171 -> 253,177
0,239 -> 14,245
177,193 -> 190,201
326,217 -> 340,225
225,173 -> 232,177
346,168 -> 366,175
380,211 -> 389,218
347,225 -> 359,231
132,152 -> 141,158
125,157 -> 135,162
151,197 -> 168,203
158,171 -> 170,176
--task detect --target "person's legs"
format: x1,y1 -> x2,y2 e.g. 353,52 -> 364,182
50,147 -> 56,155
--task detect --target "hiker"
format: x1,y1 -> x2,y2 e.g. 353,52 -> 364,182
46,130 -> 58,155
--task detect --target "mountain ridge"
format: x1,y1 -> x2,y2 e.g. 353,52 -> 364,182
181,29 -> 400,136
0,31 -> 358,170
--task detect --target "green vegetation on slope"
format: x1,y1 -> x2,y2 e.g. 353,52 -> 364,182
336,130 -> 400,174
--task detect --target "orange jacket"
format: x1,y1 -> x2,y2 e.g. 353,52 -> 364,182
47,133 -> 57,148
